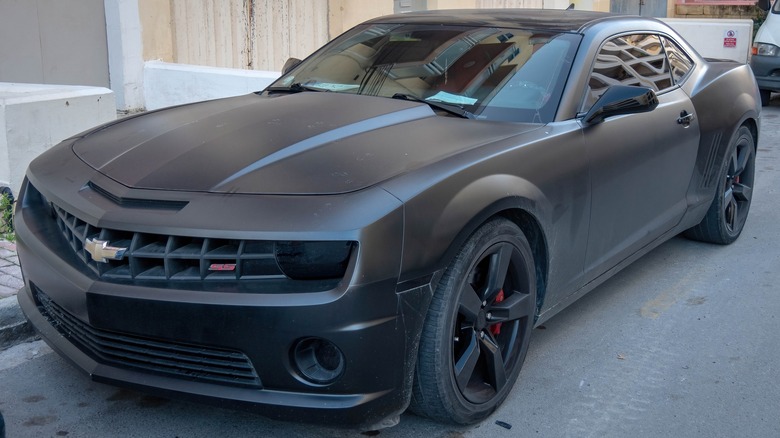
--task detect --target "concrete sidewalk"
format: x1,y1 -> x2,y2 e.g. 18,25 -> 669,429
0,239 -> 36,350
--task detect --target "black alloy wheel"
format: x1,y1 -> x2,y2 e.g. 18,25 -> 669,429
685,125 -> 756,244
723,133 -> 755,234
411,218 -> 536,424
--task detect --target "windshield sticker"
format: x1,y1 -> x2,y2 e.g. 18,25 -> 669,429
426,92 -> 478,106
309,83 -> 360,92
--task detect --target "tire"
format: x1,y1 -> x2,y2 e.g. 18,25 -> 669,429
685,125 -> 756,244
410,218 -> 536,424
760,89 -> 771,107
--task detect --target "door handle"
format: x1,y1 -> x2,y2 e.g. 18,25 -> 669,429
677,110 -> 694,127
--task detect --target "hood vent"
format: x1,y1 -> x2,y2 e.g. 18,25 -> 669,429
88,181 -> 189,211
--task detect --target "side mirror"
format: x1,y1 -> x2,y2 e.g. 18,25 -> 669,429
282,58 -> 302,75
583,85 -> 659,125
757,0 -> 770,11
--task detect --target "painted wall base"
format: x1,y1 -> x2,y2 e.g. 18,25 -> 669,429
144,61 -> 280,110
0,83 -> 116,194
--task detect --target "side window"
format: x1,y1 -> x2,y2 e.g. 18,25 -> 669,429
584,34 -> 672,110
661,37 -> 694,84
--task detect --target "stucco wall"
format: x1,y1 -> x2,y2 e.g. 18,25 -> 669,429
675,4 -> 762,20
136,0 -> 611,74
328,0 -> 394,38
139,0 -> 333,72
0,0 -> 110,88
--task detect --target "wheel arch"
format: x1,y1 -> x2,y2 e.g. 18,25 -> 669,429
729,87 -> 760,149
433,199 -> 551,319
407,201 -> 547,423
683,61 -> 761,220
741,116 -> 759,150
501,208 -> 549,317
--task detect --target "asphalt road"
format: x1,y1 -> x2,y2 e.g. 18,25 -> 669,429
1,105 -> 779,438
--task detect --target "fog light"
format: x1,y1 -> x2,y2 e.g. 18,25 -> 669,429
292,337 -> 345,385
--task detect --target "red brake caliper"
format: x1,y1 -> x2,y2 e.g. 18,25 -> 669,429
490,289 -> 505,336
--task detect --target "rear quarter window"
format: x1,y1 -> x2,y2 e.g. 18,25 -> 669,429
661,36 -> 694,84
583,33 -> 673,111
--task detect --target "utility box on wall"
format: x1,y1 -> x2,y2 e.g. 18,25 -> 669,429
663,18 -> 754,63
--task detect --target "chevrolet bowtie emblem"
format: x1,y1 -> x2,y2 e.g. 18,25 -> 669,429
84,238 -> 127,263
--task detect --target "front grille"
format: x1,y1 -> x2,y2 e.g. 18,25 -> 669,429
34,286 -> 262,389
54,205 -> 284,281
50,203 -> 353,283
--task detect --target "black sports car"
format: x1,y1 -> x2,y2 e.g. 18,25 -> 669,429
16,9 -> 759,429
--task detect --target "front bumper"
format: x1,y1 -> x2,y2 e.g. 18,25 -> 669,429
14,172 -> 431,427
750,54 -> 780,91
16,232 -> 430,427
17,273 -> 427,427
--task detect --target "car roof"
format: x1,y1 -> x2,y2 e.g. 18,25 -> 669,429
364,8 -> 624,33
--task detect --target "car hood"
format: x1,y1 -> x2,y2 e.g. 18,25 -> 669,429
73,92 -> 539,195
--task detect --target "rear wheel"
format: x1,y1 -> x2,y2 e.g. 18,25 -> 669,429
760,89 -> 771,107
685,125 -> 755,244
410,218 -> 536,424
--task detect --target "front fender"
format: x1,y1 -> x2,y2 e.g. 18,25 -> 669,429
398,173 -> 551,284
382,120 -> 589,315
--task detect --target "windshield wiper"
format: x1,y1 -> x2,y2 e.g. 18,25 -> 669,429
392,93 -> 475,119
267,82 -> 329,93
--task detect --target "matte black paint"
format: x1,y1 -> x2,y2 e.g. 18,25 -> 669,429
15,9 -> 760,428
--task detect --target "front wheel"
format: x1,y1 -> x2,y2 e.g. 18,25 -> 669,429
685,125 -> 756,244
410,218 -> 536,424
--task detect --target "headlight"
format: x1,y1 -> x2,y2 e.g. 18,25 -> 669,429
275,241 -> 355,280
754,43 -> 780,56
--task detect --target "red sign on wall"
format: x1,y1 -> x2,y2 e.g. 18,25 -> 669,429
724,29 -> 738,48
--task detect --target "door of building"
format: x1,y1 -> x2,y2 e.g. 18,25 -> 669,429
611,0 -> 668,17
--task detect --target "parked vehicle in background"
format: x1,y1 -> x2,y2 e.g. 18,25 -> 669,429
15,9 -> 760,429
752,0 -> 780,105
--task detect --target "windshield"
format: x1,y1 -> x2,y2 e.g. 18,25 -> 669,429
268,23 -> 581,123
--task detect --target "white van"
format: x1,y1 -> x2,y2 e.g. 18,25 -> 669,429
752,0 -> 780,105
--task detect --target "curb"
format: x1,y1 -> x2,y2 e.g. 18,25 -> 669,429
0,292 -> 38,350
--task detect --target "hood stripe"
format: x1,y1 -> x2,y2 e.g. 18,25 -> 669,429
215,104 -> 434,189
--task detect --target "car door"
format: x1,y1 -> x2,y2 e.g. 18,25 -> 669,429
581,33 -> 700,283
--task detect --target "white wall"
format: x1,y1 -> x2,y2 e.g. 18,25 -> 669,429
0,84 -> 116,194
143,61 -> 279,110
